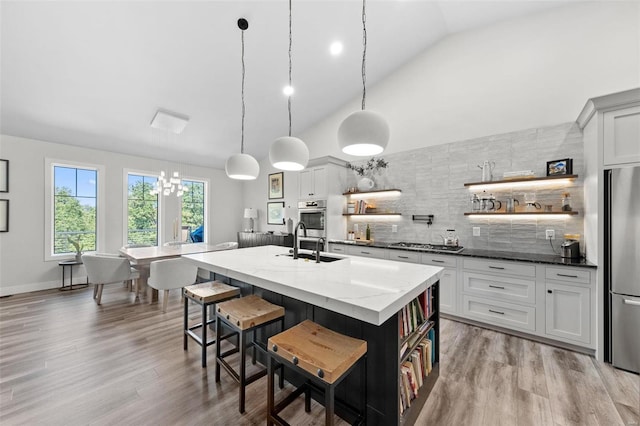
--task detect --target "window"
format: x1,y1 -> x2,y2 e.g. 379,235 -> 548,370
181,180 -> 205,242
53,166 -> 98,254
127,174 -> 159,246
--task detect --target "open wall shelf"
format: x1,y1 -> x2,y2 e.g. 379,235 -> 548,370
464,174 -> 578,187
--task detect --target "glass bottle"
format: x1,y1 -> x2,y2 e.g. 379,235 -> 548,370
366,224 -> 371,240
562,192 -> 572,211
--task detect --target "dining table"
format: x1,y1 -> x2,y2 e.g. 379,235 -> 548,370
119,243 -> 227,301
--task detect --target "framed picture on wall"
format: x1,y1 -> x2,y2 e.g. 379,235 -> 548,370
546,158 -> 573,176
268,172 -> 284,199
267,201 -> 285,225
0,199 -> 8,232
0,159 -> 8,193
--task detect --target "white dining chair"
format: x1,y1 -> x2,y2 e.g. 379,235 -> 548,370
214,241 -> 238,250
147,258 -> 198,313
82,254 -> 141,305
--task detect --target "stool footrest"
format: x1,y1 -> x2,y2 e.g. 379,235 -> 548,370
185,329 -> 216,347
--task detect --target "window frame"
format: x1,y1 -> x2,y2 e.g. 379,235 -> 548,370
44,158 -> 105,262
123,169 -> 162,247
180,177 -> 208,243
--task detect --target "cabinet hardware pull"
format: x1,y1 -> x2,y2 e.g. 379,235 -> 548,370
623,299 -> 640,306
547,290 -> 553,294
489,266 -> 505,270
361,251 -> 370,254
398,256 -> 409,259
489,285 -> 505,289
489,309 -> 505,315
431,260 -> 445,263
557,273 -> 578,278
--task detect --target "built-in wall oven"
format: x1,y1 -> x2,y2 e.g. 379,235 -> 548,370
297,199 -> 326,251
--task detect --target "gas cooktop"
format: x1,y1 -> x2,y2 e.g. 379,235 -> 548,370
387,242 -> 464,254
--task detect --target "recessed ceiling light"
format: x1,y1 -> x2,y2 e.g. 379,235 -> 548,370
330,41 -> 343,56
283,85 -> 294,96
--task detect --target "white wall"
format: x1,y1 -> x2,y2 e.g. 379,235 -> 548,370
299,1 -> 640,160
0,134 -> 243,295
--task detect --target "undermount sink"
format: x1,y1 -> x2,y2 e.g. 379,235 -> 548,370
278,252 -> 344,263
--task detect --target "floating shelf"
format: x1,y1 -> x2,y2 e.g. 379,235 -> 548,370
464,211 -> 579,216
343,213 -> 402,216
464,174 -> 578,187
343,188 -> 402,196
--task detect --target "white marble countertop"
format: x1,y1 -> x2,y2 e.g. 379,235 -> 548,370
183,245 -> 443,326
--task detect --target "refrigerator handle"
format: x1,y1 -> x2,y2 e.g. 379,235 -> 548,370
623,298 -> 640,307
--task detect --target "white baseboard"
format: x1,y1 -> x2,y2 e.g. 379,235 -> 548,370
0,276 -> 90,297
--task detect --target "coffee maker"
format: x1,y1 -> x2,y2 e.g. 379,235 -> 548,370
560,234 -> 580,259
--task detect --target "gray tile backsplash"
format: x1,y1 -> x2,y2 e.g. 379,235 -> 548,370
345,122 -> 584,256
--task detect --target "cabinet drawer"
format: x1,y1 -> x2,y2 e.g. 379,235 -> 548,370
388,250 -> 420,263
421,254 -> 457,268
347,246 -> 386,259
463,272 -> 536,304
463,258 -> 535,277
545,267 -> 590,284
463,295 -> 536,332
328,244 -> 348,254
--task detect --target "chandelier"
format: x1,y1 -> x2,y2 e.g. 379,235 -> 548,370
149,170 -> 189,197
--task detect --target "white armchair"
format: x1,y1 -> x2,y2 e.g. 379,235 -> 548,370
148,258 -> 198,312
82,254 -> 141,305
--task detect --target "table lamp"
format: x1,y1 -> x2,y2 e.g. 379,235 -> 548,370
244,208 -> 258,232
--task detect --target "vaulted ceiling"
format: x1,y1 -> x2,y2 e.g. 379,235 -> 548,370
1,1 -> 570,168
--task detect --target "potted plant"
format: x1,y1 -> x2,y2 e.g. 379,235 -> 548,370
67,237 -> 84,262
346,157 -> 389,191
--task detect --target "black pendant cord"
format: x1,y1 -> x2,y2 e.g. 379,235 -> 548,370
288,0 -> 293,137
361,0 -> 367,111
240,28 -> 246,154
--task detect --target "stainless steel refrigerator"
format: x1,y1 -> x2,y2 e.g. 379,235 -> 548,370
605,166 -> 640,374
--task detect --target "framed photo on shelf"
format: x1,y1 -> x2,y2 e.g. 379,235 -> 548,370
0,199 -> 8,232
267,201 -> 285,225
0,159 -> 8,193
546,158 -> 573,176
268,172 -> 284,199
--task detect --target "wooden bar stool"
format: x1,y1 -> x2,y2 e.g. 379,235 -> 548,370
183,281 -> 240,368
215,294 -> 285,413
267,320 -> 367,426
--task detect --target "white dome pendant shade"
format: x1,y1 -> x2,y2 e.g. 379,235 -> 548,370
225,153 -> 260,180
269,136 -> 309,171
226,18 -> 259,181
269,0 -> 309,172
337,0 -> 389,157
338,110 -> 389,156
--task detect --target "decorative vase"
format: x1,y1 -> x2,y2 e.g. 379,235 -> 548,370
357,177 -> 375,192
75,253 -> 83,263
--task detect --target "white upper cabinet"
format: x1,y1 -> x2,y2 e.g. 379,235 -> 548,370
298,166 -> 328,199
603,105 -> 640,166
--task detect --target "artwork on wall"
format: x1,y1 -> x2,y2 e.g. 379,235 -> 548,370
0,159 -> 8,192
267,201 -> 285,225
0,199 -> 8,232
546,158 -> 573,176
268,172 -> 284,199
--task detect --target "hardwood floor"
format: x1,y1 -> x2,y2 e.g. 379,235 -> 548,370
1,286 -> 638,425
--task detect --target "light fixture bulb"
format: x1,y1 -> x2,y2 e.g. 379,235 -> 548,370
283,85 -> 294,96
269,136 -> 309,171
225,153 -> 260,180
338,110 -> 389,156
330,41 -> 343,56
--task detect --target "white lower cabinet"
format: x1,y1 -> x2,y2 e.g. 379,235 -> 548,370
421,254 -> 457,315
346,245 -> 387,259
463,295 -> 536,332
545,281 -> 591,345
328,243 -> 347,254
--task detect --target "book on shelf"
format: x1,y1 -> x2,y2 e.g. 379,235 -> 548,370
399,334 -> 436,411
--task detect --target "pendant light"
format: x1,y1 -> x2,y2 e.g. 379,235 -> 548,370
226,18 -> 260,180
269,0 -> 309,171
337,0 -> 389,156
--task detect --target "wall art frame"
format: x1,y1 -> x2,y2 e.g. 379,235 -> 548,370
267,201 -> 285,225
268,172 -> 284,199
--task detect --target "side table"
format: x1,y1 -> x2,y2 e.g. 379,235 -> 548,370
59,260 -> 89,291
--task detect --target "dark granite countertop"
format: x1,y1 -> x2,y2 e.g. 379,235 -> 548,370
328,240 -> 596,268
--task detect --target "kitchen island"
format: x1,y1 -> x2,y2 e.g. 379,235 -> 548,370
183,245 -> 443,425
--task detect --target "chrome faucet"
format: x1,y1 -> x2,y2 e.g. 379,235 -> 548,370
314,237 -> 326,263
293,221 -> 307,259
